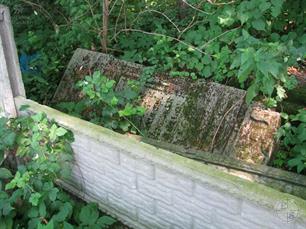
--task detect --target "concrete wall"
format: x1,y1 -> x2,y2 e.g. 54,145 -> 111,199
15,96 -> 306,229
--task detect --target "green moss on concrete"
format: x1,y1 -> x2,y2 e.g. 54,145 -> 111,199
15,96 -> 306,218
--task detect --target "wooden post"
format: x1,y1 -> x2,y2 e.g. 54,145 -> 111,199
0,5 -> 25,97
0,5 -> 26,117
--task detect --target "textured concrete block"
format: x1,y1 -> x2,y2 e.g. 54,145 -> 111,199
241,201 -> 291,229
104,161 -> 137,189
173,191 -> 212,222
193,217 -> 215,229
194,183 -> 241,215
94,174 -> 123,198
108,194 -> 138,220
14,98 -> 306,229
137,176 -> 173,205
121,186 -> 155,214
120,152 -> 155,179
137,209 -> 172,229
90,139 -> 120,164
155,201 -> 193,229
155,166 -> 193,195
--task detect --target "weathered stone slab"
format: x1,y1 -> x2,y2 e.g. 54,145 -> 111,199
236,103 -> 281,164
52,49 -> 280,164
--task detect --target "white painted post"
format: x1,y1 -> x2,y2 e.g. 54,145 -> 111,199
0,5 -> 26,117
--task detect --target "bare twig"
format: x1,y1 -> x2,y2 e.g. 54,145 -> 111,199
210,99 -> 242,152
136,9 -> 181,32
109,0 -> 120,15
102,0 -> 109,53
113,0 -> 125,42
200,26 -> 241,49
182,0 -> 212,15
210,0 -> 237,6
112,28 -> 209,55
21,0 -> 57,28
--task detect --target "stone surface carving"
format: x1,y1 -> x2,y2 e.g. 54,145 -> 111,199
52,48 -> 280,164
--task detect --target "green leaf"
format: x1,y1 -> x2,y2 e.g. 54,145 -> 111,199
271,0 -> 284,17
29,193 -> 42,206
37,220 -> 54,229
63,222 -> 74,229
52,202 -> 73,222
0,168 -> 13,179
56,127 -> 67,137
111,97 -> 118,106
2,132 -> 16,147
105,80 -> 115,89
246,84 -> 258,104
79,203 -> 99,225
252,19 -> 266,31
2,202 -> 14,216
49,188 -> 59,201
39,202 -> 47,217
97,216 -> 117,227
49,124 -> 57,142
276,85 -> 286,101
262,76 -> 275,96
119,121 -> 130,132
0,217 -> 13,229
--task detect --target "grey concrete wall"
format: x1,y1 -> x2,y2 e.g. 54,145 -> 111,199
15,96 -> 306,229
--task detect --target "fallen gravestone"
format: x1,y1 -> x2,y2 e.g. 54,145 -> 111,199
52,48 -> 280,165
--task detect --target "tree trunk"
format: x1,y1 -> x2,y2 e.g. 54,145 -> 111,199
102,0 -> 109,53
177,0 -> 188,19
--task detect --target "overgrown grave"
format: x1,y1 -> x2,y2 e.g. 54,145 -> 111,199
52,48 -> 280,165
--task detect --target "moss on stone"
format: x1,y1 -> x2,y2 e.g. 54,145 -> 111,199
15,96 -> 306,218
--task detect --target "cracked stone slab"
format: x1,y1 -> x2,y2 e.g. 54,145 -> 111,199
52,48 -> 280,164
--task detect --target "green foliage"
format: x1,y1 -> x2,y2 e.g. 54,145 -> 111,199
0,113 -> 117,228
59,71 -> 146,134
275,109 -> 306,173
1,0 -> 305,106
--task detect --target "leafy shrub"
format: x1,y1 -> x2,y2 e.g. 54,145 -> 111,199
0,112 -> 117,228
274,109 -> 306,173
58,71 -> 146,134
1,0 -> 305,106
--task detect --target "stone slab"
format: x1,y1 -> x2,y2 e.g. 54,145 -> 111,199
52,49 -> 280,164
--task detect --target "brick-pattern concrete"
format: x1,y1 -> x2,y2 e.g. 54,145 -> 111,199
14,97 -> 306,229
65,133 -> 305,229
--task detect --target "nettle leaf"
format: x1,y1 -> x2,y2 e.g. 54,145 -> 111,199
29,193 -> 42,206
52,202 -> 73,222
97,216 -> 117,227
37,220 -> 54,229
2,132 -> 16,147
271,0 -> 284,17
288,156 -> 305,174
119,120 -> 131,132
49,124 -> 58,142
49,187 -> 59,201
262,76 -> 275,96
79,203 -> 99,225
2,202 -> 14,216
0,168 -> 13,179
63,222 -> 74,229
246,83 -> 258,104
55,127 -> 67,137
252,19 -> 266,31
39,201 -> 47,217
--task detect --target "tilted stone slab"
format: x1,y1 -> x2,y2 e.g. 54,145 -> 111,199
52,48 -> 280,164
